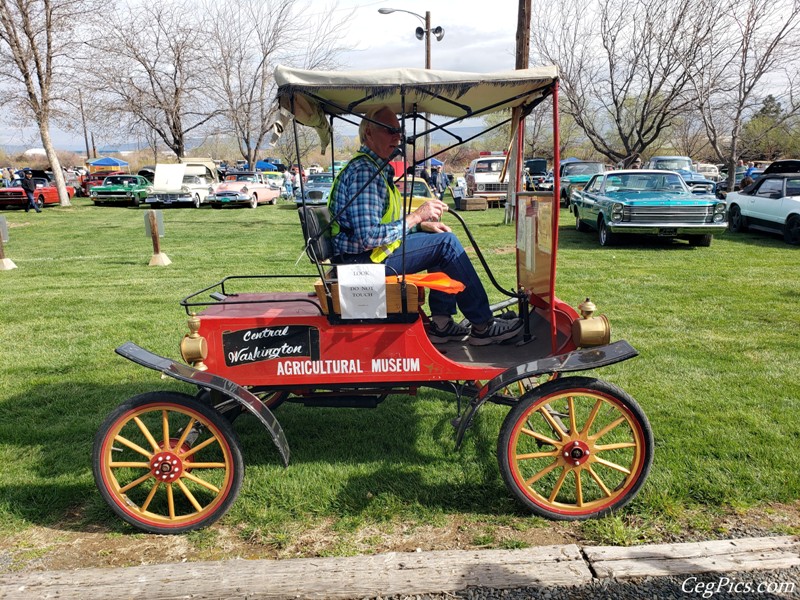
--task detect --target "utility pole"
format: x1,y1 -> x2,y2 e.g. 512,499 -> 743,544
78,90 -> 91,161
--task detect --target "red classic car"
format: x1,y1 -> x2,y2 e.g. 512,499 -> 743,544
0,176 -> 76,209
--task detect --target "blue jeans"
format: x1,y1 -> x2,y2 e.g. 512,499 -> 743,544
25,191 -> 40,212
383,232 -> 492,325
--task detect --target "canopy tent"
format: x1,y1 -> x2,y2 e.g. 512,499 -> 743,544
417,158 -> 443,167
274,65 -> 559,153
88,156 -> 129,167
87,156 -> 130,174
255,160 -> 278,171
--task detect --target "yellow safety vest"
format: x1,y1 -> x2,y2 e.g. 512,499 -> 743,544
329,151 -> 403,263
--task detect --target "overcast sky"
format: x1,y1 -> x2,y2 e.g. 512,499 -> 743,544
4,0 -> 523,151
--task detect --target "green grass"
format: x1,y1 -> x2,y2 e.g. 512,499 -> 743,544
0,197 -> 798,549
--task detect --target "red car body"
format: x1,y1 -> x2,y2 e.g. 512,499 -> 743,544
0,177 -> 75,208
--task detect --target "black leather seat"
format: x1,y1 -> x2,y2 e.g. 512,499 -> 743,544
297,205 -> 334,263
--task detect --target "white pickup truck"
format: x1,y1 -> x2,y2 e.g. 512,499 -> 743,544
465,153 -> 508,198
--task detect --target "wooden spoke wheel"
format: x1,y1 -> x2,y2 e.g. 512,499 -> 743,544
498,377 -> 652,520
92,391 -> 243,534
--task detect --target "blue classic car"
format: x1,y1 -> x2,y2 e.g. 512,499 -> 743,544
571,170 -> 728,246
643,156 -> 716,195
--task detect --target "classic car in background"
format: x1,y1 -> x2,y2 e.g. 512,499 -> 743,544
90,174 -> 151,206
394,178 -> 437,211
716,170 -> 763,198
571,170 -> 727,247
643,156 -> 716,195
465,153 -> 507,198
294,172 -> 334,206
559,160 -> 606,207
726,172 -> 800,245
523,157 -> 549,191
145,161 -> 219,208
0,175 -> 75,209
82,171 -> 124,196
206,171 -> 281,208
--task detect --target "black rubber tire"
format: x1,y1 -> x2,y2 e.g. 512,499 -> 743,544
688,234 -> 713,247
131,197 -> 141,207
250,194 -> 258,209
785,215 -> 800,245
728,204 -> 747,233
598,218 -> 616,246
92,391 -> 244,534
497,376 -> 653,520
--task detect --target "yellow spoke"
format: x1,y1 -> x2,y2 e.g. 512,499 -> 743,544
187,462 -> 227,469
176,479 -> 203,513
575,469 -> 584,506
182,470 -> 221,493
109,461 -> 150,468
538,406 -> 567,440
167,484 -> 176,519
516,450 -> 560,460
520,427 -> 560,448
580,399 -> 604,436
133,416 -> 161,453
591,416 -> 627,442
595,441 -> 637,451
141,481 -> 161,512
119,471 -> 153,494
174,417 -> 197,453
525,459 -> 560,485
568,396 -> 577,436
114,434 -> 153,459
182,435 -> 218,459
162,410 -> 170,449
587,465 -> 612,497
594,456 -> 632,475
548,466 -> 569,502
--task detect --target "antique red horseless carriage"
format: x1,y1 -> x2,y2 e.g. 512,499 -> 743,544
93,65 -> 653,534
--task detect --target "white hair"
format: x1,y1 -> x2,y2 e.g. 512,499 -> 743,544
359,106 -> 395,145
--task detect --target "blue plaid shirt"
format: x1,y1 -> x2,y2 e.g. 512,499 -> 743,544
329,146 -> 411,256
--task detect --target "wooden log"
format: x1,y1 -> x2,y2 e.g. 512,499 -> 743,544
0,545 -> 592,600
585,536 -> 800,579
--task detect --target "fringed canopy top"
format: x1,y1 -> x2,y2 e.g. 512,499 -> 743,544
274,65 -> 559,150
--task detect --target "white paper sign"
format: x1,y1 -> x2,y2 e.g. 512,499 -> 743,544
337,263 -> 387,319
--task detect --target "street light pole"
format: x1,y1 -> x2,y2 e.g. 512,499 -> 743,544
378,8 -> 444,172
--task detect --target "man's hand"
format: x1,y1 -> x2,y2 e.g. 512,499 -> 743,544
419,221 -> 452,233
413,199 -> 448,223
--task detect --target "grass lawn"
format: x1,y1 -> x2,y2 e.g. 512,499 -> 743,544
0,197 -> 798,558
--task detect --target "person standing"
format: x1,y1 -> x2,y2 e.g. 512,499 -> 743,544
328,105 -> 522,346
20,170 -> 41,213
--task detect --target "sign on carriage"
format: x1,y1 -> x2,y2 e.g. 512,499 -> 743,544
222,325 -> 319,367
337,263 -> 387,319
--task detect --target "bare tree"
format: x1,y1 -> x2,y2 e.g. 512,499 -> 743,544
86,1 -> 220,159
531,0 -> 715,166
685,0 -> 800,190
203,0 -> 351,167
0,0 -> 96,205
669,113 -> 713,160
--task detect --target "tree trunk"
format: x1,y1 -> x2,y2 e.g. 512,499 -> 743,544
39,124 -> 71,207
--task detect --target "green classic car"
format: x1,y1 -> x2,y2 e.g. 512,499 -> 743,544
571,170 -> 727,247
90,175 -> 151,206
559,160 -> 606,207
